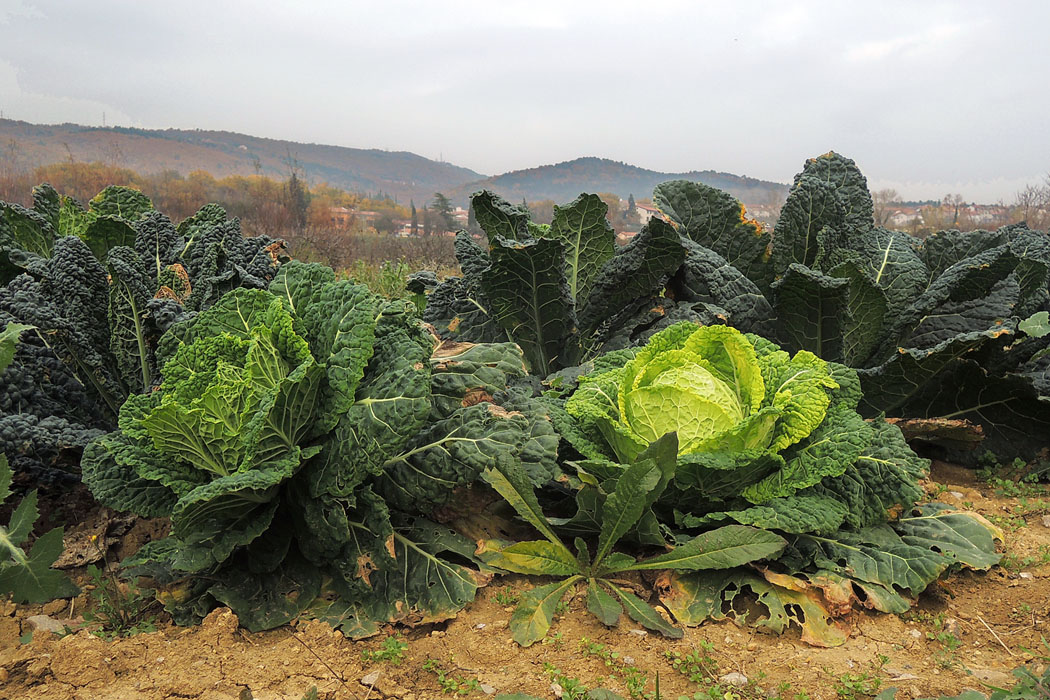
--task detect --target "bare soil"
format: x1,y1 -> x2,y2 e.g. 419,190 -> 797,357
2,462 -> 1049,700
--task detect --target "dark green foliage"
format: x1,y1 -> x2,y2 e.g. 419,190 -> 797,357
0,454 -> 78,603
659,152 -> 1050,463
86,262 -> 559,634
0,183 -> 286,483
421,191 -> 688,375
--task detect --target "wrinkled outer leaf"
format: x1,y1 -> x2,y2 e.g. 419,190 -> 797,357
81,433 -> 183,518
375,401 -> 530,511
300,281 -> 381,429
654,179 -> 773,292
208,553 -> 322,632
170,453 -> 303,571
668,241 -> 775,335
313,304 -> 432,498
89,185 -> 154,221
481,237 -> 576,375
547,193 -> 615,301
80,216 -> 137,261
795,151 -> 873,232
689,494 -> 848,536
808,420 -> 928,530
577,218 -> 687,340
772,177 -> 844,277
870,352 -> 1050,463
772,264 -> 849,361
796,528 -> 950,596
857,328 -> 1006,415
743,408 -> 873,503
893,503 -> 1002,570
472,190 -> 531,243
269,261 -> 336,316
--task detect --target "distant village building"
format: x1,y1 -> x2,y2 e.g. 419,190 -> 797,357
889,207 -> 924,227
635,204 -> 664,225
329,207 -> 355,226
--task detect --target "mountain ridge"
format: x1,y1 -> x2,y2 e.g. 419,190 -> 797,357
0,119 -> 787,206
451,155 -> 787,205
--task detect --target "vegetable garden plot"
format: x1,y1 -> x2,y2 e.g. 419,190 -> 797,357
0,152 -> 1047,693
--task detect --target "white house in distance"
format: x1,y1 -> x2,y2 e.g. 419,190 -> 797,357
635,203 -> 663,225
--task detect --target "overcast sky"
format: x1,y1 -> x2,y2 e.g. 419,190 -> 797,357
1,0 -> 1048,201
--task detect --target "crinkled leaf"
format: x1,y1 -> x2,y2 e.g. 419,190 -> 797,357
208,552 -> 322,632
668,241 -> 775,334
795,151 -> 873,232
577,218 -> 687,339
472,190 -> 531,244
771,264 -> 849,361
893,502 -> 1002,570
743,407 -> 873,503
481,236 -> 576,375
547,193 -> 615,301
772,177 -> 844,277
808,419 -> 928,529
654,179 -> 773,292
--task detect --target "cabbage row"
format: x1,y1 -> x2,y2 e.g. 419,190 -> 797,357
0,171 -> 1021,645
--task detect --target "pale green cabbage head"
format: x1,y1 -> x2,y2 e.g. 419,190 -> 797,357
566,323 -> 838,464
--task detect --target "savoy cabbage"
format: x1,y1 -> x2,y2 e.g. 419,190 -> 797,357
528,322 -> 1002,645
84,262 -> 559,634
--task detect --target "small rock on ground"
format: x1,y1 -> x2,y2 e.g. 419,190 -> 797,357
718,672 -> 748,687
26,615 -> 68,635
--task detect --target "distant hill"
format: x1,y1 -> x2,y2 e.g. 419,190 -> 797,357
449,157 -> 788,206
1,120 -> 787,208
0,119 -> 484,204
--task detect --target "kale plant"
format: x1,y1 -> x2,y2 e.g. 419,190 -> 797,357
420,191 -> 692,375
0,184 -> 286,482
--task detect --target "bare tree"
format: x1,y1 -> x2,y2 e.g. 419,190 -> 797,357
872,188 -> 900,227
